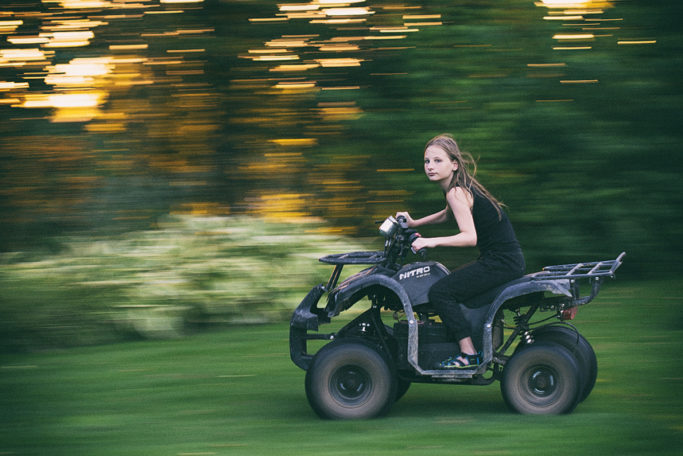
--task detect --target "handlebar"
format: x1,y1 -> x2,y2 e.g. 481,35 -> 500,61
408,231 -> 427,258
390,215 -> 427,259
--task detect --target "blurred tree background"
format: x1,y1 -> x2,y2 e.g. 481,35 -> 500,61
0,0 -> 681,350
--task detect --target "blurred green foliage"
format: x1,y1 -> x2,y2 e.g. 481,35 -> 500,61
342,0 -> 683,273
1,0 -> 681,275
0,0 -> 681,349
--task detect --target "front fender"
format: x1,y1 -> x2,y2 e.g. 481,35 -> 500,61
326,273 -> 432,376
290,284 -> 328,370
290,284 -> 327,331
326,271 -> 411,317
289,273 -> 415,371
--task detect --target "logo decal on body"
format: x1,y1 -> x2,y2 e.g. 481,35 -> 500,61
399,266 -> 431,281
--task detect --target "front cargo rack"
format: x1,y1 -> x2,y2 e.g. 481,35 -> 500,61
319,251 -> 385,265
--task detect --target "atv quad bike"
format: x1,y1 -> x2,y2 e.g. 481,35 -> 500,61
290,215 -> 625,419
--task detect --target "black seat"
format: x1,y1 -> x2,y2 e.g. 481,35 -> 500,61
461,276 -> 532,309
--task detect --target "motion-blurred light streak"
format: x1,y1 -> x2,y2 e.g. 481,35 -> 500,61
553,46 -> 592,50
20,91 -> 105,114
617,40 -> 656,45
270,63 -> 319,72
278,4 -> 319,12
0,48 -> 49,64
160,0 -> 204,4
553,33 -> 594,40
0,20 -> 23,32
543,15 -> 584,21
560,79 -> 598,84
315,58 -> 363,67
324,7 -> 373,17
0,82 -> 29,90
535,0 -> 613,7
273,81 -> 317,90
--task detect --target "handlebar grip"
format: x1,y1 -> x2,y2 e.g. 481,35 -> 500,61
396,215 -> 409,228
408,232 -> 427,258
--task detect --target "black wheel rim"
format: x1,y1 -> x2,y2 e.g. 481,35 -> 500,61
330,364 -> 372,403
527,366 -> 558,397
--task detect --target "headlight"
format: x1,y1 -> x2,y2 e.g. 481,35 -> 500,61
379,216 -> 399,237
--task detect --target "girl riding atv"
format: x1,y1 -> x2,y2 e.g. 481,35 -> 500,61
396,134 -> 525,369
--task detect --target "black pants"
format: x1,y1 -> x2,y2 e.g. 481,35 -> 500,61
428,250 -> 525,342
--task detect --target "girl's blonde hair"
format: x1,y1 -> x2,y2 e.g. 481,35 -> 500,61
425,134 -> 503,218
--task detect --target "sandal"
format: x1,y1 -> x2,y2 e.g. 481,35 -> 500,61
438,352 -> 482,369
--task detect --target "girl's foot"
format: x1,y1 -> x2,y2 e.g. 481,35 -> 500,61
439,352 -> 481,369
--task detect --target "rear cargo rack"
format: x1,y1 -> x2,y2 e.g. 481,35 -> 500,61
530,251 -> 626,281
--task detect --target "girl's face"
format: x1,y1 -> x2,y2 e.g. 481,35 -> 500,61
424,145 -> 458,187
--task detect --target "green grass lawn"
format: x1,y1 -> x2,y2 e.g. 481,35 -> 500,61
1,280 -> 681,455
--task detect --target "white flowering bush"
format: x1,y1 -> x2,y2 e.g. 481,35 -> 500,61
0,215 -> 370,349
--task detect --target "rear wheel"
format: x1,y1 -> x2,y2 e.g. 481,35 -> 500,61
530,325 -> 598,402
305,341 -> 396,419
501,342 -> 581,415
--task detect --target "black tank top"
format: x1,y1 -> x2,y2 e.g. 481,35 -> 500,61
470,188 -> 521,255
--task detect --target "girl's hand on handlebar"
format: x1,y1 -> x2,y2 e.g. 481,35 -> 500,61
395,212 -> 414,227
411,236 -> 430,251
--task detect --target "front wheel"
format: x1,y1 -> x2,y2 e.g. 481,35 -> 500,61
305,341 -> 396,419
395,378 -> 411,401
501,342 -> 581,415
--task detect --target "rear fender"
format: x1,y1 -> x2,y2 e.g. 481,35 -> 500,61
480,278 -> 572,362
